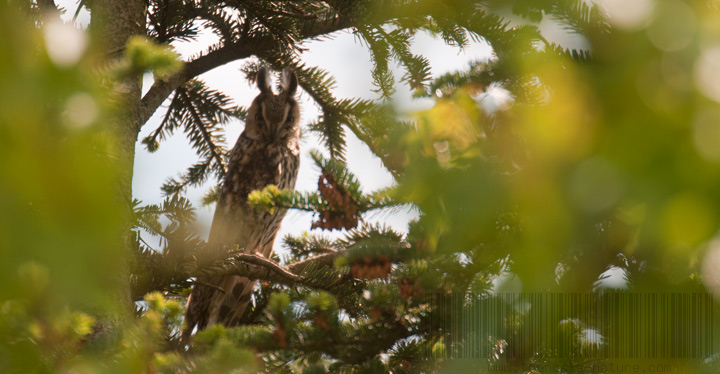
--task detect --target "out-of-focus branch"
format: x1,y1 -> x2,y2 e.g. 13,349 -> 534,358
37,0 -> 63,24
37,0 -> 60,14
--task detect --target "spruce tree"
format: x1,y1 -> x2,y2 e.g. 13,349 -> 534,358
3,1 -> 720,373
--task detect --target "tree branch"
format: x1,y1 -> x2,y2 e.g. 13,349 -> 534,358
138,15 -> 353,128
176,86 -> 226,172
211,252 -> 348,290
287,251 -> 340,275
196,253 -> 308,285
131,248 -> 347,300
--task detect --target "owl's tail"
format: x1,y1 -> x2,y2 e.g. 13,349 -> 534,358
181,298 -> 197,342
181,281 -> 212,342
217,276 -> 257,326
213,237 -> 278,326
181,275 -> 256,341
181,240 -> 276,341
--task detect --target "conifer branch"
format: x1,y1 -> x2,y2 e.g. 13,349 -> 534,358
260,320 -> 417,364
175,86 -> 226,173
139,15 -> 355,127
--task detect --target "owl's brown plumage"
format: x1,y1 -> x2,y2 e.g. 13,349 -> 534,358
182,67 -> 301,340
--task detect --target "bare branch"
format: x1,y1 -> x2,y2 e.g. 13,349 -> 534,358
131,248 -> 347,300
195,253 -> 306,284
287,251 -> 340,275
208,252 -> 348,290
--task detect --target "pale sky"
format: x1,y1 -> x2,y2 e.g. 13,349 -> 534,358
55,0 -> 583,255
133,30 -> 493,253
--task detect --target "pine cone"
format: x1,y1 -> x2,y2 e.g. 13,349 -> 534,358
399,278 -> 423,300
350,254 -> 391,279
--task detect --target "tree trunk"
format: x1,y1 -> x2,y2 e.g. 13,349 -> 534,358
87,0 -> 146,338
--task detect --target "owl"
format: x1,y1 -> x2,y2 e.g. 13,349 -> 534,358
182,67 -> 301,340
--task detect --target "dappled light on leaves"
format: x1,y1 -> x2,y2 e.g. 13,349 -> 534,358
63,92 -> 98,129
515,60 -> 597,164
660,193 -> 717,247
597,0 -> 655,30
411,93 -> 483,164
693,107 -> 720,162
695,45 -> 720,103
43,18 -> 88,67
568,157 -> 624,213
646,0 -> 696,52
702,239 -> 720,297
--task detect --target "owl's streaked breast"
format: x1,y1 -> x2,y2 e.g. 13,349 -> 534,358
213,132 -> 300,250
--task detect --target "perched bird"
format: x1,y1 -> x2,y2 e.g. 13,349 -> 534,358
182,67 -> 301,340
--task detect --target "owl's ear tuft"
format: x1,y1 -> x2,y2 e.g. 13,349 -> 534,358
256,66 -> 272,94
281,68 -> 298,97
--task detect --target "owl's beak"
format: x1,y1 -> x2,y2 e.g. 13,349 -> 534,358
269,122 -> 283,142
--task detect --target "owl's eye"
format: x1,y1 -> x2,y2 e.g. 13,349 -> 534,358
255,112 -> 263,121
286,116 -> 294,123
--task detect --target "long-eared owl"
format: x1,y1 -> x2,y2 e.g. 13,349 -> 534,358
182,67 -> 301,339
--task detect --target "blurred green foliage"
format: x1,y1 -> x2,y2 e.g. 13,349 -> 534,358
0,3 -> 124,371
4,0 -> 720,373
